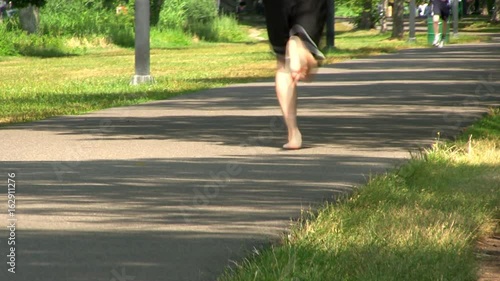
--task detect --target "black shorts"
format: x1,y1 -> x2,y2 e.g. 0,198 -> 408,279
263,0 -> 328,60
433,0 -> 450,21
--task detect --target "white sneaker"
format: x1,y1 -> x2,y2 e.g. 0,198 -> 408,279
438,39 -> 444,48
432,34 -> 441,46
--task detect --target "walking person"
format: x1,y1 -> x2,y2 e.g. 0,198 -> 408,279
262,0 -> 328,149
432,0 -> 451,47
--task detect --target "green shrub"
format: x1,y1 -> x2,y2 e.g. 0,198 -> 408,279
39,0 -> 105,36
157,0 -> 187,30
0,24 -> 18,56
184,0 -> 217,25
158,0 -> 217,30
194,15 -> 247,42
213,16 -> 247,42
106,13 -> 135,48
3,14 -> 22,31
14,33 -> 68,57
0,29 -> 68,57
157,0 -> 246,43
336,4 -> 360,17
107,23 -> 134,47
150,28 -> 192,48
37,0 -> 135,48
38,0 -> 133,38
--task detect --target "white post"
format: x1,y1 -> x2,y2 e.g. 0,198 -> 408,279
409,0 -> 416,41
453,0 -> 459,37
131,0 -> 154,85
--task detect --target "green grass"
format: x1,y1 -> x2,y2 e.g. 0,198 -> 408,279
0,44 -> 275,124
324,29 -> 486,61
218,109 -> 500,281
458,108 -> 500,141
461,19 -> 500,33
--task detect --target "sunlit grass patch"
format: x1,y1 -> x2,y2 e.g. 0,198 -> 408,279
462,20 -> 500,33
219,109 -> 499,281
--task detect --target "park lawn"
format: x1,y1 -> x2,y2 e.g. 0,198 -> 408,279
0,27 -> 488,125
218,108 -> 500,281
461,18 -> 500,33
0,43 -> 275,125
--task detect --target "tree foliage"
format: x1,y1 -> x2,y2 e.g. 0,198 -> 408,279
358,0 -> 374,29
12,0 -> 46,8
158,0 -> 217,30
337,0 -> 379,28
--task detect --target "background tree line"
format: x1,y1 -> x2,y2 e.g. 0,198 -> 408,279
7,0 -> 500,35
1,0 -> 499,57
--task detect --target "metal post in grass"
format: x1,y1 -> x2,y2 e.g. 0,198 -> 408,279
131,0 -> 154,85
453,0 -> 458,37
409,0 -> 416,42
326,0 -> 335,48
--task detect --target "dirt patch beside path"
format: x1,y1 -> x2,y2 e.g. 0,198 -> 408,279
478,232 -> 500,281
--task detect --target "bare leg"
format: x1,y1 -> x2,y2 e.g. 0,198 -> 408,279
275,59 -> 302,149
274,36 -> 318,149
433,21 -> 439,38
432,15 -> 441,45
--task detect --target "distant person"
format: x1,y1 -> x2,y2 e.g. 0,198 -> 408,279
0,0 -> 6,18
431,0 -> 451,47
424,2 -> 432,16
418,3 -> 429,16
6,1 -> 16,17
263,0 -> 327,149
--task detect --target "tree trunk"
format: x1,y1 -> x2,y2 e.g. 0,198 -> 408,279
19,4 -> 39,34
150,0 -> 165,26
326,0 -> 335,47
380,0 -> 389,33
359,0 -> 373,29
479,0 -> 489,15
391,0 -> 404,38
493,0 -> 500,21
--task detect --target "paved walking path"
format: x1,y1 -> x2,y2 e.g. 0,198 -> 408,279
1,37 -> 499,281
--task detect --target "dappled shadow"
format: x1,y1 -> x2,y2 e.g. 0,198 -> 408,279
1,230 -> 265,281
0,153 -> 397,281
8,107 -> 488,150
2,39 -> 497,154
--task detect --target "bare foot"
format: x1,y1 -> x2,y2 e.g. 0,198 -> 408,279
287,36 -> 318,83
283,129 -> 302,150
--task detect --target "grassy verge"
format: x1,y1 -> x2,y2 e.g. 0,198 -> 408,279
460,17 -> 500,33
218,109 -> 500,281
0,20 -> 489,125
0,44 -> 275,125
